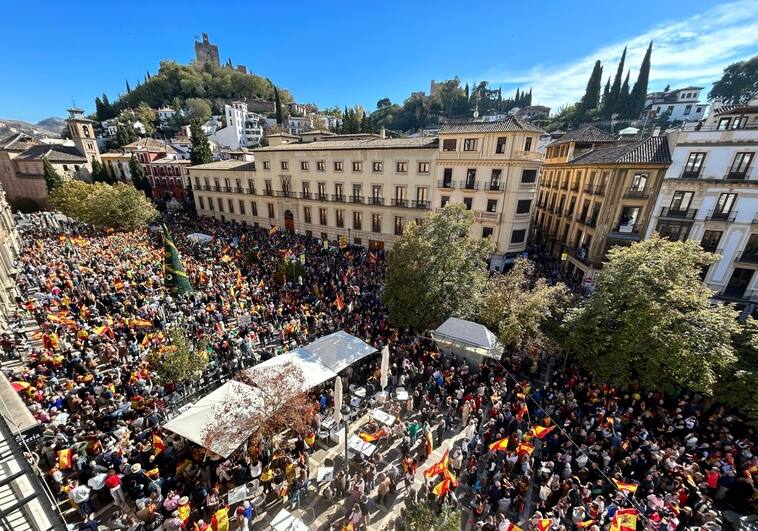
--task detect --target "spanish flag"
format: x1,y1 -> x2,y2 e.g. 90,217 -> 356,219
153,433 -> 166,455
531,425 -> 556,439
128,318 -> 152,328
503,521 -> 522,531
177,501 -> 191,525
335,295 -> 345,311
577,520 -> 595,528
516,404 -> 528,421
236,270 -> 243,289
359,427 -> 388,443
257,280 -> 264,289
210,506 -> 229,531
432,478 -> 453,498
443,468 -> 459,486
58,448 -> 73,469
489,437 -> 510,452
176,458 -> 193,476
92,325 -> 116,340
423,449 -> 449,478
613,479 -> 639,494
535,519 -> 552,531
516,443 -> 534,456
610,508 -> 637,531
269,225 -> 278,235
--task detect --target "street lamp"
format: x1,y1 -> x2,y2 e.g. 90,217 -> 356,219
341,404 -> 351,471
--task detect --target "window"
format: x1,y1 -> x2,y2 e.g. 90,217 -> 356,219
319,208 -> 327,225
441,195 -> 450,208
683,153 -> 706,178
395,186 -> 406,201
482,227 -> 494,238
281,161 -> 288,170
418,162 -> 430,173
516,199 -> 531,214
684,104 -> 692,115
718,118 -> 731,130
353,237 -> 362,245
251,202 -> 257,216
263,161 -> 271,170
700,230 -> 722,253
489,169 -> 502,190
724,268 -> 754,298
463,197 -> 473,210
372,214 -> 381,233
630,173 -> 648,191
317,182 -> 327,200
521,169 -> 537,183
617,206 -> 640,233
372,185 -> 382,202
302,181 -> 311,197
394,216 -> 403,235
301,161 -> 309,171
228,198 -> 234,213
352,161 -> 362,172
657,220 -> 691,241
465,168 -> 477,189
442,139 -> 457,151
336,209 -> 344,228
524,137 -> 533,151
372,161 -> 383,172
334,161 -> 343,171
199,196 -> 205,209
511,229 -> 526,244
670,191 -> 694,212
317,160 -> 326,171
267,203 -> 275,218
743,233 -> 758,260
82,125 -> 90,137
713,193 -> 737,217
496,137 -> 507,154
304,207 -> 311,224
217,198 -> 224,212
463,138 -> 478,151
729,152 -> 753,178
486,199 -> 497,213
305,230 -> 312,238
352,184 -> 362,201
396,161 -> 408,173
353,211 -> 362,230
321,232 -> 328,241
416,187 -> 428,205
442,168 -> 453,187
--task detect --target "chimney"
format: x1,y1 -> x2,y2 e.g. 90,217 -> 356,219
380,127 -> 386,139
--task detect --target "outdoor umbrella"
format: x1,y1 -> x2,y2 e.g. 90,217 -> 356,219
333,376 -> 343,424
380,345 -> 389,391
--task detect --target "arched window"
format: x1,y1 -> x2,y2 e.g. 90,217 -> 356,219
82,125 -> 91,137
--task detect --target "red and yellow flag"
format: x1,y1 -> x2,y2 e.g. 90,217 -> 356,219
153,433 -> 166,455
516,404 -> 528,421
535,519 -> 552,531
423,449 -> 450,478
269,225 -> 278,235
432,478 -> 453,497
577,520 -> 595,528
359,427 -> 388,443
531,425 -> 556,439
503,521 -> 522,531
210,506 -> 229,531
128,318 -> 152,328
516,443 -> 534,456
177,501 -> 191,525
58,448 -> 73,469
335,295 -> 345,311
489,437 -> 510,451
613,479 -> 639,494
610,508 -> 637,531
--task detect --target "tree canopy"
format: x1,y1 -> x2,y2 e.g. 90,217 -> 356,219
383,203 -> 493,330
49,180 -> 158,231
42,157 -> 63,192
189,121 -> 213,166
148,329 -> 209,385
709,56 -> 758,104
565,235 -> 740,395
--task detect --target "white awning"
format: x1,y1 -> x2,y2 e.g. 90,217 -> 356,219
186,232 -> 213,243
163,380 -> 264,458
431,317 -> 503,359
300,331 -> 377,374
245,350 -> 338,392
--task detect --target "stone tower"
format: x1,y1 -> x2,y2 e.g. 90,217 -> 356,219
194,33 -> 220,68
66,108 -> 101,165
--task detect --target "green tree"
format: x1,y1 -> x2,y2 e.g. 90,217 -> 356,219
629,41 -> 653,118
618,70 -> 631,118
709,56 -> 758,104
42,157 -> 63,192
110,123 -> 138,149
128,155 -> 152,197
135,102 -> 157,135
604,47 -> 627,117
183,97 -> 212,124
148,328 -> 209,385
715,317 -> 758,426
405,502 -> 461,531
274,86 -> 283,125
578,60 -> 603,115
479,258 -> 572,355
90,159 -> 110,183
565,235 -> 740,395
189,121 -> 213,165
49,181 -> 158,231
384,203 -> 494,330
377,98 -> 391,109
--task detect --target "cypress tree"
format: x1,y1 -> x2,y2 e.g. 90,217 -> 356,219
129,155 -> 151,196
629,41 -> 653,118
189,121 -> 213,166
126,79 -> 131,94
527,88 -> 532,106
619,70 -> 631,117
274,87 -> 283,125
464,83 -> 469,100
515,88 -> 521,106
43,157 -> 63,192
578,60 -> 603,114
605,46 -> 627,116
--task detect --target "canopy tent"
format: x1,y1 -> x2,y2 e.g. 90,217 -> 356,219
431,317 -> 503,361
300,331 -> 377,374
246,350 -> 338,392
163,380 -> 264,458
186,232 -> 213,244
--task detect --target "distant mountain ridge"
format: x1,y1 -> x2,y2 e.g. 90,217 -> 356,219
0,117 -> 65,139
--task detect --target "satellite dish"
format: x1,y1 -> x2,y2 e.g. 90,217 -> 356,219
473,109 -> 480,118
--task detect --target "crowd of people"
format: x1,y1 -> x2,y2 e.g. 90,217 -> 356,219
2,213 -> 756,531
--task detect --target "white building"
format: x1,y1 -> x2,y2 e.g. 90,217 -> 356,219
210,102 -> 265,149
157,107 -> 176,127
288,102 -> 308,116
288,116 -> 310,135
643,86 -> 708,123
645,98 -> 758,307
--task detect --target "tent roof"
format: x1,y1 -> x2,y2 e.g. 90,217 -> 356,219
186,232 -> 213,243
433,317 -> 500,350
163,380 -> 263,458
246,350 -> 338,392
301,331 -> 377,374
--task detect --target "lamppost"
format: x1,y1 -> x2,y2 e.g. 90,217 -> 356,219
341,405 -> 351,471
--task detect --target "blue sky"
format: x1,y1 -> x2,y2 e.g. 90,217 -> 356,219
1,0 -> 756,123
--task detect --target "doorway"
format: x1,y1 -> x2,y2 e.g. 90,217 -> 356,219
724,268 -> 753,299
284,210 -> 294,233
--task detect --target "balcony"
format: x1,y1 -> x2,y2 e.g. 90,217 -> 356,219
247,188 -> 257,195
475,210 -> 499,222
300,191 -> 312,199
412,200 -> 430,209
234,187 -> 244,194
725,170 -> 749,180
263,188 -> 274,196
368,197 -> 384,206
276,190 -> 292,197
460,181 -> 479,191
332,194 -> 346,202
735,251 -> 758,264
608,222 -> 641,240
680,171 -> 702,179
623,188 -> 649,199
350,195 -> 364,204
438,179 -> 455,189
391,198 -> 409,208
512,150 -> 542,161
213,185 -> 221,192
568,247 -> 591,264
705,209 -> 737,222
484,182 -> 503,192
316,193 -> 329,202
659,207 -> 698,220
584,217 -> 598,228
570,183 -> 579,192
560,181 -> 568,191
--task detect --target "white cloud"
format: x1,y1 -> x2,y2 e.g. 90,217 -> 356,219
478,1 -> 758,111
